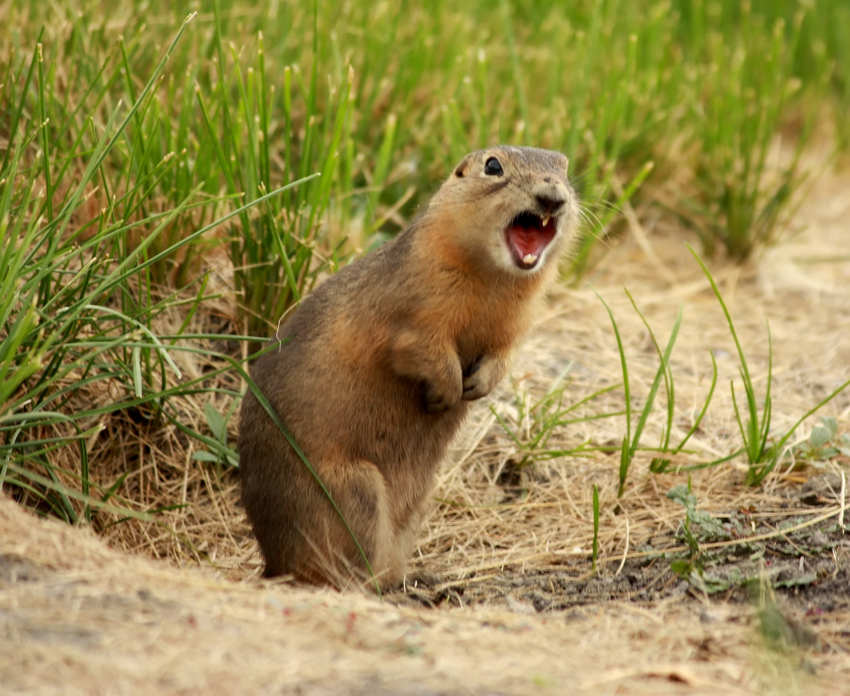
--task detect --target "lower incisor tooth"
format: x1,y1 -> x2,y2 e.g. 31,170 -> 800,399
522,254 -> 538,265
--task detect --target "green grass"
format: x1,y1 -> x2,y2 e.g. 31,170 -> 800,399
1,0 -> 849,531
591,482 -> 600,574
490,373 -> 623,469
593,288 -> 687,497
583,251 -> 849,496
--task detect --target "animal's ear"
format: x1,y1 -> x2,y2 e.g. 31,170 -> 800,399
453,153 -> 473,179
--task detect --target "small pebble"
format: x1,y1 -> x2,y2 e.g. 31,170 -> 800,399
810,531 -> 830,548
699,609 -> 721,624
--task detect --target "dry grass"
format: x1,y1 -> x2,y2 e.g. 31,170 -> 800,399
2,169 -> 849,694
0,494 -> 842,696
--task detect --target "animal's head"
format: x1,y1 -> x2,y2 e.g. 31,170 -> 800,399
431,145 -> 576,276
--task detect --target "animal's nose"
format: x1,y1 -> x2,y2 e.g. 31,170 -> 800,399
535,192 -> 567,216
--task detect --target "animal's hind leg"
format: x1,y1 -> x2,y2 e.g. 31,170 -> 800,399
384,490 -> 435,586
303,457 -> 397,589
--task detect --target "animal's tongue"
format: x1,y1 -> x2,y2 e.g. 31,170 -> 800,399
510,227 -> 546,258
505,214 -> 557,268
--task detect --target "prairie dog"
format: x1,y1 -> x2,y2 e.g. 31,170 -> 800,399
238,146 -> 576,588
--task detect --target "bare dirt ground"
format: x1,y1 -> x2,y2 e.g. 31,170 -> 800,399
2,169 -> 849,694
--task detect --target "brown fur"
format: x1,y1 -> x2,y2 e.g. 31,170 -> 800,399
238,146 -> 576,588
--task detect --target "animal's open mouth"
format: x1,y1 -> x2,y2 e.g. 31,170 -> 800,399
504,211 -> 557,270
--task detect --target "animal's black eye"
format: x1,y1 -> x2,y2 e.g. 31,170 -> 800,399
484,157 -> 503,176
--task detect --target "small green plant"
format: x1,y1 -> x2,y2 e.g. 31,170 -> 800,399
591,483 -> 600,575
593,288 -> 683,497
792,417 -> 850,463
690,247 -> 776,483
666,478 -> 729,590
625,292 -> 718,475
691,246 -> 850,484
190,403 -> 240,470
490,370 -> 621,469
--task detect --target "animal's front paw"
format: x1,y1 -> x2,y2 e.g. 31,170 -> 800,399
462,354 -> 507,401
416,350 -> 463,414
461,356 -> 487,400
424,381 -> 457,413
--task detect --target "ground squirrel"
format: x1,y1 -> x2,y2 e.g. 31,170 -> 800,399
238,146 -> 576,588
